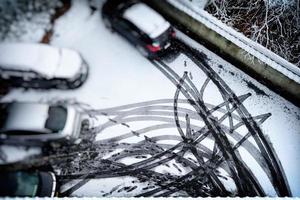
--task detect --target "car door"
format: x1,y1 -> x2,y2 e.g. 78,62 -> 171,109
115,18 -> 143,46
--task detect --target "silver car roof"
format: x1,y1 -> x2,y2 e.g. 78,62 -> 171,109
1,102 -> 51,133
0,43 -> 83,78
123,3 -> 170,39
0,102 -> 81,141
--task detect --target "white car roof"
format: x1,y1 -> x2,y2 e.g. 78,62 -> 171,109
56,48 -> 83,78
123,3 -> 170,39
2,103 -> 50,133
0,43 -> 83,78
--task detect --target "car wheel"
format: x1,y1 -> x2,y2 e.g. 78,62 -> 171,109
56,82 -> 69,90
103,18 -> 113,32
136,45 -> 149,58
50,141 -> 62,149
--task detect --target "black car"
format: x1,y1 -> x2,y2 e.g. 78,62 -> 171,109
102,0 -> 175,58
0,171 -> 56,197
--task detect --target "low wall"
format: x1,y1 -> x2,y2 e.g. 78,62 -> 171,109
145,0 -> 300,106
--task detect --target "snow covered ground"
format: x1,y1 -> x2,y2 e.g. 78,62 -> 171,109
0,0 -> 299,197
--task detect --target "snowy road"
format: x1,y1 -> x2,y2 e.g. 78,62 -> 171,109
0,0 -> 300,197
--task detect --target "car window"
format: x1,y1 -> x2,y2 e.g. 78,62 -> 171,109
0,104 -> 8,129
140,32 -> 152,43
15,172 -> 39,197
0,172 -> 39,197
45,106 -> 67,132
151,28 -> 171,44
118,19 -> 131,31
0,65 -> 46,79
2,130 -> 47,135
121,19 -> 145,39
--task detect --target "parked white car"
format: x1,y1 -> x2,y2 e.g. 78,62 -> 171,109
0,102 -> 82,144
0,43 -> 88,89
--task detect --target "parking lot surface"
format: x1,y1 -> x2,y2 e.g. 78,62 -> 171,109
0,0 -> 299,197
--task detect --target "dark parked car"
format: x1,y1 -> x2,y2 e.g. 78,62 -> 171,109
0,102 -> 82,145
0,171 -> 56,197
0,43 -> 89,90
102,0 -> 175,58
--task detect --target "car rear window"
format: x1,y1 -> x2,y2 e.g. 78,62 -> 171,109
151,27 -> 172,44
0,172 -> 39,197
45,106 -> 67,132
0,104 -> 8,129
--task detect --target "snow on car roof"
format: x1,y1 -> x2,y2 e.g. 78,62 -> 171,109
0,43 -> 82,78
0,43 -> 60,77
123,3 -> 170,39
55,48 -> 82,78
2,102 -> 50,133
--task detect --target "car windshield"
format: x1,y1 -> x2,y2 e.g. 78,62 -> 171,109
0,172 -> 39,197
45,105 -> 67,132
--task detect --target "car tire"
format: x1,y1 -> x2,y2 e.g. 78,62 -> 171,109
137,45 -> 149,58
56,82 -> 69,90
50,141 -> 62,149
103,18 -> 113,32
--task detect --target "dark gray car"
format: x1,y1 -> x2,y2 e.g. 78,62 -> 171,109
0,171 -> 56,197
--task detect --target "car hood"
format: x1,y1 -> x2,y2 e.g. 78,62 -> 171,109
54,48 -> 83,79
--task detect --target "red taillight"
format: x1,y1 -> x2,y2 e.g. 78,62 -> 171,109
171,30 -> 176,37
146,44 -> 161,52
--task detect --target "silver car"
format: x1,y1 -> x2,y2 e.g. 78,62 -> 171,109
0,43 -> 88,89
0,102 -> 82,144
